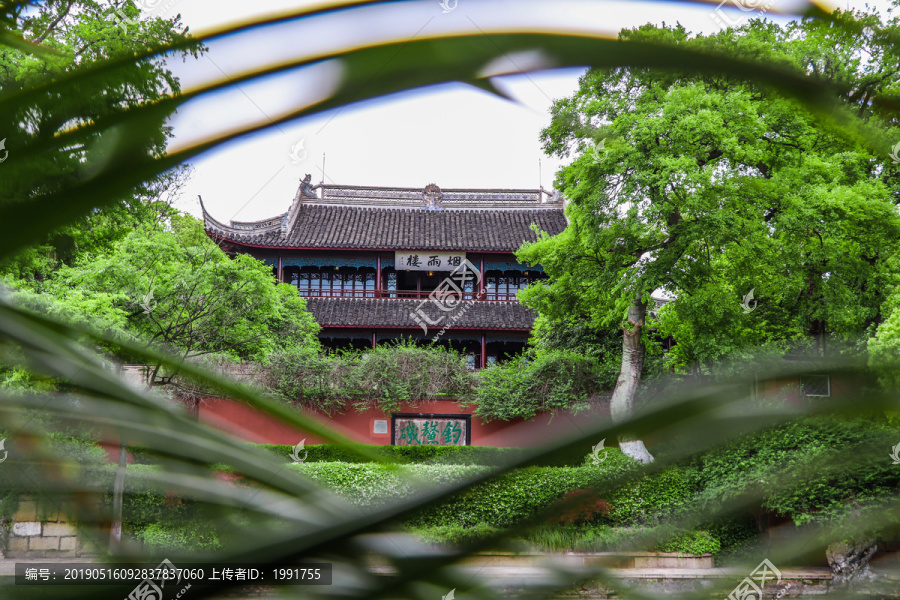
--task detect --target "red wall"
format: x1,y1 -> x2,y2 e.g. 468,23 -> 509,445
198,397 -> 611,447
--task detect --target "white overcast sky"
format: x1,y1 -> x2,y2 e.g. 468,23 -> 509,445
156,0 -> 894,223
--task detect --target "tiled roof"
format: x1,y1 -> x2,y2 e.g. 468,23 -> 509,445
306,297 -> 536,330
206,204 -> 566,252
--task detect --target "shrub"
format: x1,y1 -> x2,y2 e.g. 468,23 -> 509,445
135,522 -> 222,553
249,443 -> 591,467
467,350 -> 606,421
605,465 -> 697,525
290,462 -> 487,509
689,416 -> 900,525
259,340 -> 476,413
287,452 -> 645,529
546,489 -> 611,525
406,523 -> 501,547
654,529 -> 721,555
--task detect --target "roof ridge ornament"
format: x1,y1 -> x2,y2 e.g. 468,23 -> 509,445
300,174 -> 320,199
423,183 -> 443,210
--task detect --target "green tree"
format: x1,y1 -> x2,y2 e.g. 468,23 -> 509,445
521,18 -> 900,462
0,1 -> 203,279
47,214 -> 321,387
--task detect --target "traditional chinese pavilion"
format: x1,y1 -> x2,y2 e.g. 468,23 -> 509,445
201,177 -> 567,368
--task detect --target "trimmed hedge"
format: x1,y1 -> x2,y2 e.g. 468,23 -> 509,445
11,451 -> 698,534
130,443 -> 592,468
287,450 -> 696,528
258,443 -> 593,467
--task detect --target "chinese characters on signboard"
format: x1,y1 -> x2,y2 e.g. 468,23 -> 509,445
394,252 -> 467,271
393,417 -> 468,446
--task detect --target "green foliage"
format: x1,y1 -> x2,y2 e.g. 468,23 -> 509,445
261,340 -> 473,413
288,453 -> 644,529
410,523 -> 723,555
467,350 -> 606,421
522,19 -> 900,377
869,278 -> 900,389
654,529 -> 721,555
264,341 -> 619,419
605,465 -> 697,525
689,417 -> 900,525
134,522 -> 223,553
515,524 -> 722,554
47,218 -> 321,365
0,1 -> 202,279
92,465 -> 191,528
249,443 -> 590,467
3,1 -> 900,597
404,523 -> 501,547
528,316 -> 623,381
701,516 -> 761,562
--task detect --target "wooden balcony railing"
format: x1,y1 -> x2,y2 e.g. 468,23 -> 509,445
295,289 -> 521,301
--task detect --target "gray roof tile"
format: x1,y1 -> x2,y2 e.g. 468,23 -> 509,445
306,297 -> 536,329
207,204 -> 566,252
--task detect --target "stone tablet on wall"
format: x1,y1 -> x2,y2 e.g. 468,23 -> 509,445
392,414 -> 470,446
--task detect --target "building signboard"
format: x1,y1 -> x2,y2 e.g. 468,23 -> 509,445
394,251 -> 467,271
391,413 -> 470,446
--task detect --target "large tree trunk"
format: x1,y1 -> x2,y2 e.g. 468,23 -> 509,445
610,298 -> 654,463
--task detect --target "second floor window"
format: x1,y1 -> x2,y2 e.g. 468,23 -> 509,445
484,271 -> 547,300
289,267 -> 376,297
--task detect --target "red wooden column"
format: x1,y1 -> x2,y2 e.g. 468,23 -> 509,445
376,255 -> 382,297
277,256 -> 283,282
372,331 -> 377,349
480,332 -> 487,369
479,257 -> 485,296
